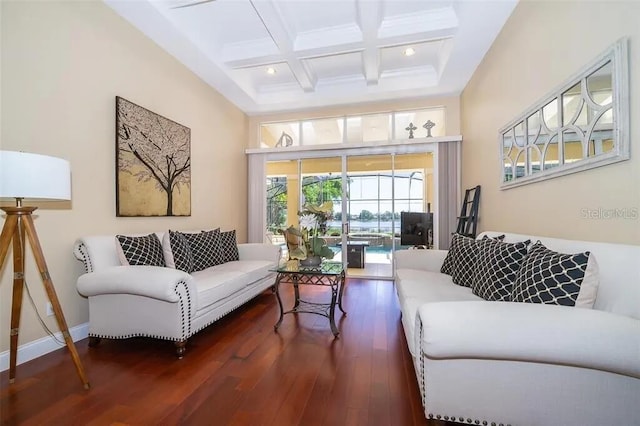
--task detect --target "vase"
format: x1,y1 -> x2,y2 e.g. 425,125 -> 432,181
299,255 -> 322,267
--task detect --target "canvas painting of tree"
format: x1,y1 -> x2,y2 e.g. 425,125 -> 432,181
116,96 -> 191,216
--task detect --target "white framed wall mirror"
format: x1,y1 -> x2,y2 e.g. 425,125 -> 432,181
500,38 -> 629,188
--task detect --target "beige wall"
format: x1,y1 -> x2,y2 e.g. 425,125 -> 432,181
461,0 -> 640,245
0,1 -> 248,352
248,96 -> 461,148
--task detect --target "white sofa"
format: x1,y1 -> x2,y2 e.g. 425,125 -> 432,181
74,232 -> 280,358
395,231 -> 640,426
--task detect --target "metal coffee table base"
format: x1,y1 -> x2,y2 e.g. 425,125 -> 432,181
273,269 -> 346,337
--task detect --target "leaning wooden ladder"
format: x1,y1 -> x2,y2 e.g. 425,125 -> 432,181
455,185 -> 481,238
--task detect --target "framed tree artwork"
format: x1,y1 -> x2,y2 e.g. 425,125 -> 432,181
115,96 -> 191,216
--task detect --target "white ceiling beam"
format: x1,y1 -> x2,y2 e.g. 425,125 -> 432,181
356,0 -> 382,86
224,32 -> 455,70
379,8 -> 458,39
249,0 -> 316,92
226,43 -> 363,69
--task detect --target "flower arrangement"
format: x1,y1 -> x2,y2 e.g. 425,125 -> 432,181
284,201 -> 335,262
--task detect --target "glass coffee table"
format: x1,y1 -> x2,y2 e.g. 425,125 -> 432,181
272,261 -> 346,337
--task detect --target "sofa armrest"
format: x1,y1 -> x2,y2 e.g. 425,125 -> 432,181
238,243 -> 281,263
77,266 -> 196,304
419,301 -> 640,378
73,236 -> 122,273
395,249 -> 448,273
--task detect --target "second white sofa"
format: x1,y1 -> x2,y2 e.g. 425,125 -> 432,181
395,231 -> 640,426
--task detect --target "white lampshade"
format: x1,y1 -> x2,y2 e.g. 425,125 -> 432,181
0,151 -> 71,201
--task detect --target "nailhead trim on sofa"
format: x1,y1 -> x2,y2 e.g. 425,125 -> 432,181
175,280 -> 191,339
426,413 -> 509,426
75,242 -> 93,273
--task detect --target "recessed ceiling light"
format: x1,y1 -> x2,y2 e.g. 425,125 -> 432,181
266,67 -> 276,75
403,47 -> 415,57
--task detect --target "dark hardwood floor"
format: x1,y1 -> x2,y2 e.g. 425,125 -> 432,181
1,279 -> 452,426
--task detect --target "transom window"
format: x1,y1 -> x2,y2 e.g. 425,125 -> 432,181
259,107 -> 446,148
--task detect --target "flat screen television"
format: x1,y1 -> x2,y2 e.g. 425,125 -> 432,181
400,212 -> 433,247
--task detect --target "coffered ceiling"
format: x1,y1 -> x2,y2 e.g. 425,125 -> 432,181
106,0 -> 517,115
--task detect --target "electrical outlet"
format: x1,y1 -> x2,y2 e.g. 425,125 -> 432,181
46,302 -> 54,317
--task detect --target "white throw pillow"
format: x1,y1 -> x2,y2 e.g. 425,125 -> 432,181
575,254 -> 600,308
162,231 -> 176,268
115,237 -> 128,266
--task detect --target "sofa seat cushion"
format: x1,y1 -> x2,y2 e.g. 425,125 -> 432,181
396,269 -> 455,302
396,271 -> 483,357
401,288 -> 484,357
192,260 -> 273,310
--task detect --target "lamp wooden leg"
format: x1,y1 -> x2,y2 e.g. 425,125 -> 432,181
9,219 -> 26,383
22,214 -> 90,389
0,214 -> 18,275
0,214 -> 20,383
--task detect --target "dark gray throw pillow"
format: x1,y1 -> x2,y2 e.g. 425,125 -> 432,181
449,235 -> 482,288
219,230 -> 239,263
440,233 -> 475,276
511,241 -> 590,306
472,238 -> 530,301
116,233 -> 165,267
441,234 -> 506,288
440,234 -> 504,275
169,230 -> 195,273
183,228 -> 223,272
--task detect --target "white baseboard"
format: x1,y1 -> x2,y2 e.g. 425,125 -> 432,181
0,322 -> 89,372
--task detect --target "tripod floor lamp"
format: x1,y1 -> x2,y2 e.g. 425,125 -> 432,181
0,150 -> 89,389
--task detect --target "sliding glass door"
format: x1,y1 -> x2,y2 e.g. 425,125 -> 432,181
344,153 -> 434,278
345,154 -> 394,278
265,151 -> 435,280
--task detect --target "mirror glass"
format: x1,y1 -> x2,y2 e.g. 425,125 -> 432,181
588,114 -> 615,157
562,82 -> 584,126
527,112 -> 542,174
515,150 -> 525,178
503,130 -> 515,182
543,134 -> 560,170
587,61 -> 613,107
514,121 -> 525,147
529,147 -> 541,174
563,129 -> 583,164
543,98 -> 559,130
